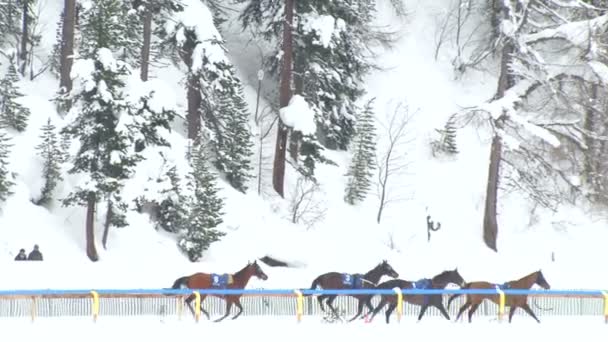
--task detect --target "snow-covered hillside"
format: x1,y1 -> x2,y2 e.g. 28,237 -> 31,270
0,0 -> 607,291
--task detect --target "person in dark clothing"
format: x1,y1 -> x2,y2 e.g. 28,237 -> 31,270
27,245 -> 43,261
14,249 -> 27,261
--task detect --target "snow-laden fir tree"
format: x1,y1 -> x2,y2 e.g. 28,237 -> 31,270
34,118 -> 64,206
432,113 -> 459,156
155,165 -> 188,233
162,6 -> 255,193
344,98 -> 377,205
0,128 -> 15,203
61,0 -> 138,261
0,0 -> 21,47
0,63 -> 30,132
238,0 -> 381,150
178,142 -> 225,262
213,79 -> 254,193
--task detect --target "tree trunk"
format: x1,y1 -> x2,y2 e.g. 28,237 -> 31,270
19,0 -> 29,76
60,0 -> 76,93
482,7 -> 515,252
140,10 -> 152,81
86,194 -> 99,262
288,51 -> 304,161
187,75 -> 202,140
102,200 -> 112,250
272,0 -> 295,198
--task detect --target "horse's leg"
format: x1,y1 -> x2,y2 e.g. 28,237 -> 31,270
362,296 -> 375,320
520,303 -> 541,323
325,295 -> 341,320
384,302 -> 397,324
366,296 -> 388,323
417,303 -> 430,321
231,298 -> 244,320
508,305 -> 518,323
434,301 -> 451,321
467,303 -> 480,323
199,295 -> 211,320
347,297 -> 365,322
184,294 -> 196,317
317,295 -> 327,312
213,298 -> 233,322
454,302 -> 471,322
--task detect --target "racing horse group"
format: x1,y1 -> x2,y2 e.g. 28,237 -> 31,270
168,259 -> 551,323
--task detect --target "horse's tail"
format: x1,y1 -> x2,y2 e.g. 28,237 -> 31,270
163,276 -> 190,296
302,276 -> 323,297
447,282 -> 470,310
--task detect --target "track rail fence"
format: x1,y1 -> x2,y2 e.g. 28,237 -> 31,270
0,288 -> 607,323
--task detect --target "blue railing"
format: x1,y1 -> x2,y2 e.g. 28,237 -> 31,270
0,288 -> 605,296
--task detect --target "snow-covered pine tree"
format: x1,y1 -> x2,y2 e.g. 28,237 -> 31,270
0,62 -> 30,132
344,98 -> 377,205
49,14 -> 63,78
237,0 -> 380,150
155,165 -> 188,233
178,142 -> 225,262
0,0 -> 21,47
162,5 -> 255,193
61,0 -> 137,261
128,91 -> 176,153
213,79 -> 254,193
432,113 -> 459,156
34,117 -> 64,206
0,128 -> 15,203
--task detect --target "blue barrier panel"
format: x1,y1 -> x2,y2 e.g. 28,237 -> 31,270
0,288 -> 605,296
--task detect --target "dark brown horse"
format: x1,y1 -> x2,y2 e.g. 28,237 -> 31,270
170,260 -> 268,322
366,268 -> 465,323
304,260 -> 399,322
447,270 -> 550,323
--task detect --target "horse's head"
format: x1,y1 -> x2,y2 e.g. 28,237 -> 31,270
379,260 -> 399,278
249,260 -> 269,281
535,270 -> 550,289
432,268 -> 466,288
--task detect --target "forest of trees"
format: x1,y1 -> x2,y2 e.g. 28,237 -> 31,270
0,0 -> 607,261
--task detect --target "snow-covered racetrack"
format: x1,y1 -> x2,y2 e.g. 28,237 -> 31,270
4,316 -> 606,342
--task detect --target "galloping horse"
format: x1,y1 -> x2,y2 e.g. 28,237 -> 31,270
366,268 -> 465,323
304,260 -> 399,322
447,270 -> 550,323
169,260 -> 268,322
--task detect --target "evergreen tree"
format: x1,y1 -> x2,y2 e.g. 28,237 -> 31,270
0,128 -> 15,203
238,0 -> 379,150
34,118 -> 64,206
432,113 -> 459,156
61,0 -> 139,236
344,98 -> 377,205
178,143 -> 225,262
213,80 -> 254,193
0,0 -> 21,47
155,165 -> 188,233
0,63 -> 30,132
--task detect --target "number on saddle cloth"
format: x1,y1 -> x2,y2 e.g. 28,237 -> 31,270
211,273 -> 233,288
341,273 -> 363,288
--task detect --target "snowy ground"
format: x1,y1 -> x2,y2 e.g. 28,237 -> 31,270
3,316 -> 607,342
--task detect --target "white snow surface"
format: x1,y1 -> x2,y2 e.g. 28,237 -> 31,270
5,317 -> 608,341
0,0 -> 606,294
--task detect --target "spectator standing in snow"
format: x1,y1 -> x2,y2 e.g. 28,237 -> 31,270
27,245 -> 43,261
14,249 -> 27,261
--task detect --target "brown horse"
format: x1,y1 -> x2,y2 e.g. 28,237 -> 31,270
446,270 -> 550,323
304,260 -> 399,322
366,268 -> 466,323
170,260 -> 268,322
